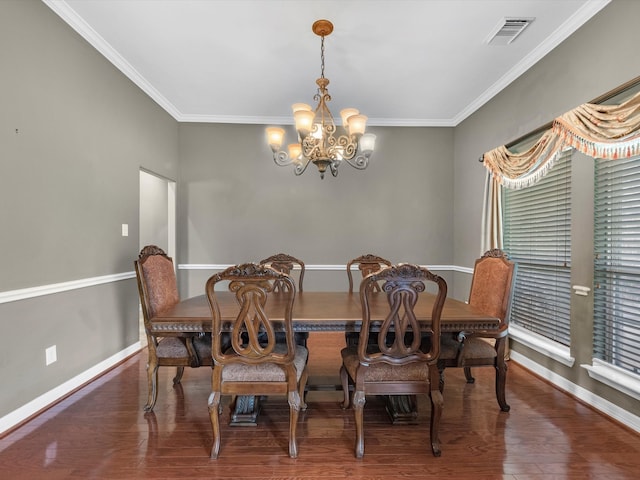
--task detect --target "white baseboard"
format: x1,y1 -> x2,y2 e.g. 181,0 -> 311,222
0,342 -> 141,438
510,351 -> 640,434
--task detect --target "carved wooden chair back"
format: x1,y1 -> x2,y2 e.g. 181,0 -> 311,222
345,254 -> 392,346
205,263 -> 309,459
346,254 -> 392,293
134,245 -> 211,412
340,263 -> 448,458
260,253 -> 305,292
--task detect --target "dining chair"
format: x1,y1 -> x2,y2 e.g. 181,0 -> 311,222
340,263 -> 448,458
134,245 -> 213,412
345,254 -> 392,346
438,248 -> 517,412
205,263 -> 309,459
346,253 -> 392,293
260,252 -> 308,346
260,252 -> 305,292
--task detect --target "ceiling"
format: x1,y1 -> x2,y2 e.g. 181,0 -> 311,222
44,0 -> 610,127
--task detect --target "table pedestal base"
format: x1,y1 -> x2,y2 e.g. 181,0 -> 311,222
228,393 -> 420,426
384,395 -> 419,424
229,395 -> 263,426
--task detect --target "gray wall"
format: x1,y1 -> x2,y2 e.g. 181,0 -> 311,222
177,123 -> 454,297
0,0 -> 179,418
453,0 -> 640,415
2,0 -> 639,427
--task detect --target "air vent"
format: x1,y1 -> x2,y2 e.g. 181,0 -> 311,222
486,17 -> 534,46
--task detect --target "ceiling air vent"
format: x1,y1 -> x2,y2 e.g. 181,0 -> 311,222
486,17 -> 534,46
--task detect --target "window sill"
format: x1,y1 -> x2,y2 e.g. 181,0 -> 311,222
509,324 -> 575,367
582,359 -> 640,402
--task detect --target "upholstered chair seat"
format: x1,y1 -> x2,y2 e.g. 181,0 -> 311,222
220,344 -> 308,382
442,335 -> 497,359
155,337 -> 192,358
341,346 -> 431,382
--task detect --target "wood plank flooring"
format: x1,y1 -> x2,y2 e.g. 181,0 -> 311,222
1,332 -> 639,479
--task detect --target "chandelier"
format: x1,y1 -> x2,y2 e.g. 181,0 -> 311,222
266,20 -> 376,179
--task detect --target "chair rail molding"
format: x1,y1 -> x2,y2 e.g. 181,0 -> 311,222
0,272 -> 136,304
0,264 -> 471,304
178,263 -> 469,273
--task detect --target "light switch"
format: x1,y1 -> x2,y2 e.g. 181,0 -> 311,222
122,224 -> 129,237
46,345 -> 57,365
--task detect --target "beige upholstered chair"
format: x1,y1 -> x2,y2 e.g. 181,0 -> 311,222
340,263 -> 448,458
260,253 -> 305,292
134,245 -> 212,412
438,249 -> 517,412
206,263 -> 309,459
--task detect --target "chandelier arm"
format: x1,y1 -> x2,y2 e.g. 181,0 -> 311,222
293,156 -> 311,176
272,150 -> 297,167
329,160 -> 340,177
343,153 -> 371,170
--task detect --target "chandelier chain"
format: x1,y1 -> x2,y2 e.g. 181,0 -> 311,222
320,35 -> 325,80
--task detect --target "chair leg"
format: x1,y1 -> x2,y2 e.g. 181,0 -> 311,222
287,390 -> 301,458
298,367 -> 309,412
495,360 -> 510,412
144,363 -> 159,412
437,362 -> 445,393
339,366 -> 350,409
353,390 -> 366,458
463,366 -> 475,383
493,338 -> 510,411
208,391 -> 221,459
429,368 -> 443,457
173,366 -> 185,385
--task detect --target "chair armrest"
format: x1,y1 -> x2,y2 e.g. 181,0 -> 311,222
458,324 -> 508,341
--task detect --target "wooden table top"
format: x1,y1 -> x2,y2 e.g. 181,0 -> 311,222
149,291 -> 500,334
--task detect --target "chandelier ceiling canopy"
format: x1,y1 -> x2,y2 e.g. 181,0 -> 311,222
266,20 -> 376,179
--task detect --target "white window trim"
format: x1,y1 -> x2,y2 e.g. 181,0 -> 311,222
582,359 -> 640,402
509,324 -> 575,367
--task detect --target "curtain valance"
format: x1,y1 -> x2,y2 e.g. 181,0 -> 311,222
480,87 -> 640,253
483,90 -> 640,189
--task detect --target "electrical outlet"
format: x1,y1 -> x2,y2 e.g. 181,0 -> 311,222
45,345 -> 57,366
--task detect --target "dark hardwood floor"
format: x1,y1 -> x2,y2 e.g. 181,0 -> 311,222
1,332 -> 639,479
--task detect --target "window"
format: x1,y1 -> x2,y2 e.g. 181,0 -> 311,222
594,155 -> 640,375
503,150 -> 572,345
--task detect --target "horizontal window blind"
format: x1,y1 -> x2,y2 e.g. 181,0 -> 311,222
594,155 -> 640,375
503,150 -> 572,345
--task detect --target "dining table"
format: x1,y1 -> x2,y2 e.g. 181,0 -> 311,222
149,291 -> 500,424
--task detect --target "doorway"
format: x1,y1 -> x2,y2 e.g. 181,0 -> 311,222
139,169 -> 176,258
139,169 -> 176,343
